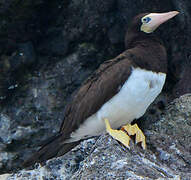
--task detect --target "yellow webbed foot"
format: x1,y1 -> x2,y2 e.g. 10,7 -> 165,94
104,118 -> 130,148
104,119 -> 146,149
122,123 -> 146,149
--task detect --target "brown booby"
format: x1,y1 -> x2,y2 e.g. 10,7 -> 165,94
24,11 -> 179,167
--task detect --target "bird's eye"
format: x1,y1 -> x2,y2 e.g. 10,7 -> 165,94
142,17 -> 151,23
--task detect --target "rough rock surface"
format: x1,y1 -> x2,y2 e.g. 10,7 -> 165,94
0,0 -> 191,175
1,94 -> 190,179
0,49 -> 93,173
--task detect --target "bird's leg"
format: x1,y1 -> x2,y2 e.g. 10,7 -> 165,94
122,123 -> 146,149
104,118 -> 130,149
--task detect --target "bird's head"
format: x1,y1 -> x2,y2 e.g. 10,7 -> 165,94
129,11 -> 179,34
139,11 -> 179,33
125,11 -> 179,48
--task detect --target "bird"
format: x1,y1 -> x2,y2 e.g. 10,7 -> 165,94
24,11 -> 179,167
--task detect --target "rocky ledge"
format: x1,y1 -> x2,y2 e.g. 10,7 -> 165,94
1,94 -> 190,180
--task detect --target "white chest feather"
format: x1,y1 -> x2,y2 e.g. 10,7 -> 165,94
68,67 -> 166,142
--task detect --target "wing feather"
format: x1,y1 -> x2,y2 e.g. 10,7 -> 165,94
60,52 -> 134,135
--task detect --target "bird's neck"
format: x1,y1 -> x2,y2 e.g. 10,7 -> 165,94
125,31 -> 162,49
124,30 -> 167,73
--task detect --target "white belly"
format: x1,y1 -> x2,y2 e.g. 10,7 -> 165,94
68,67 -> 166,142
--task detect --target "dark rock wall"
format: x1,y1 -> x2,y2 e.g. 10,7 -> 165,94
0,0 -> 190,174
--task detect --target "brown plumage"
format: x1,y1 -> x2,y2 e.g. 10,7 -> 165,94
23,12 -> 179,167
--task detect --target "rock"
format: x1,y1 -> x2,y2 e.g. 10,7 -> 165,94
170,0 -> 191,98
172,62 -> 191,98
11,42 -> 36,69
0,174 -> 10,180
3,94 -> 191,179
0,41 -> 36,102
4,138 -> 96,180
37,29 -> 69,56
0,46 -> 95,173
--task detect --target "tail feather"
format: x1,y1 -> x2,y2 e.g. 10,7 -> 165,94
23,134 -> 80,167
